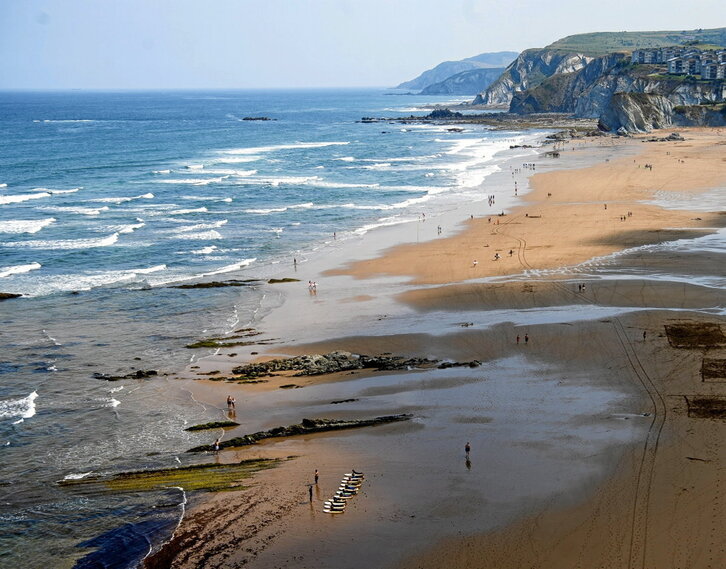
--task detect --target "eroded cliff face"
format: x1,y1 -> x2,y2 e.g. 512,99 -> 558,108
507,53 -> 725,131
598,93 -> 674,132
473,49 -> 593,105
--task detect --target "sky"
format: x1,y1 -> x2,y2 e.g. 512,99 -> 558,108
1,0 -> 724,89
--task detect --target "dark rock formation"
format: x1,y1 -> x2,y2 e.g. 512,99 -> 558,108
267,278 -> 300,284
94,370 -> 158,381
231,351 -> 438,379
242,117 -> 276,121
185,421 -> 240,431
187,415 -> 413,452
0,293 -> 22,301
425,108 -> 463,119
171,280 -> 260,289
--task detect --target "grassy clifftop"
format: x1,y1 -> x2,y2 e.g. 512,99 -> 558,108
546,28 -> 726,56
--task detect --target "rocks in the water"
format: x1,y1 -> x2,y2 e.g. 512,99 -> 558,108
437,360 -> 481,369
187,414 -> 413,452
267,278 -> 300,284
93,370 -> 158,381
331,398 -> 359,404
231,351 -> 438,379
172,280 -> 260,289
425,108 -> 463,119
242,116 -> 275,121
185,421 -> 240,431
0,292 -> 22,301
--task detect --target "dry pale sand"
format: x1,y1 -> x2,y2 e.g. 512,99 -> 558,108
149,129 -> 726,569
327,130 -> 726,285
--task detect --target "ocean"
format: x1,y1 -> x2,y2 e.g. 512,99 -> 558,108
0,89 -> 535,568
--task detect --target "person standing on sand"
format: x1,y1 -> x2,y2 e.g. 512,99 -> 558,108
643,331 -> 647,340
226,395 -> 235,410
314,469 -> 319,484
516,335 -> 520,344
465,442 -> 471,457
525,333 -> 529,344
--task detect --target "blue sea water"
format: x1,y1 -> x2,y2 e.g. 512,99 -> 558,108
0,89 -> 529,568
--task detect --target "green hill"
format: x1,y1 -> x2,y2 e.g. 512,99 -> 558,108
546,27 -> 726,56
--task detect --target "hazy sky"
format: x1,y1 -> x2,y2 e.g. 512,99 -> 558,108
1,0 -> 723,89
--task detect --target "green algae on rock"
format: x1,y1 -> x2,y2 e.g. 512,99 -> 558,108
59,458 -> 282,493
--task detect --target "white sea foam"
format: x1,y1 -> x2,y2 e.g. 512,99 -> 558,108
63,472 -> 94,480
0,192 -> 52,205
186,164 -> 204,170
180,195 -> 233,203
156,176 -> 229,186
152,169 -> 171,174
168,207 -> 208,215
170,220 -> 228,233
4,233 -> 120,250
191,245 -> 217,255
0,183 -> 7,188
173,230 -> 222,240
90,193 -> 154,204
113,222 -> 146,234
207,156 -> 262,164
109,386 -> 124,393
353,216 -> 418,235
335,156 -> 356,162
0,262 -> 42,278
219,141 -> 349,155
200,169 -> 257,177
202,259 -> 256,276
0,391 -> 38,422
0,218 -> 56,234
244,202 -> 313,214
40,205 -> 110,216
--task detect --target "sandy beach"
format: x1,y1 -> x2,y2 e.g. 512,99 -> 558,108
147,128 -> 726,569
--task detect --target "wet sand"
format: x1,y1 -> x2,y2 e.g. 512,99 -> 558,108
148,128 -> 726,569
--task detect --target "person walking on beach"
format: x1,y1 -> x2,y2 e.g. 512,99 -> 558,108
226,395 -> 235,410
314,469 -> 319,485
643,331 -> 647,340
516,335 -> 520,344
213,437 -> 221,453
524,333 -> 529,344
465,442 -> 471,457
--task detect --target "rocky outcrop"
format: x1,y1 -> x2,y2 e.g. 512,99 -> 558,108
0,292 -> 22,301
93,369 -> 158,381
473,49 -> 593,106
598,92 -> 674,132
231,351 -> 438,378
187,415 -> 413,452
420,68 -> 505,95
672,104 -> 726,127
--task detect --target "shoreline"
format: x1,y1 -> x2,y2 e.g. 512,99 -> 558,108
149,127 -> 725,568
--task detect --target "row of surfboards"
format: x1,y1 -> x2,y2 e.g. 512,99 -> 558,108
323,471 -> 364,514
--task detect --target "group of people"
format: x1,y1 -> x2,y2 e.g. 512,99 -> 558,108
308,281 -> 318,294
516,334 -> 529,344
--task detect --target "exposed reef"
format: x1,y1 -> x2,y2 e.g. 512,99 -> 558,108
185,421 -> 240,431
187,415 -> 413,452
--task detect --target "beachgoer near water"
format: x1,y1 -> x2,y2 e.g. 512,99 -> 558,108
465,442 -> 471,456
524,333 -> 529,344
314,469 -> 319,484
516,335 -> 520,344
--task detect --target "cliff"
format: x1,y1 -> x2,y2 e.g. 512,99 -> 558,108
420,67 -> 505,95
473,49 -> 592,106
397,51 -> 517,91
